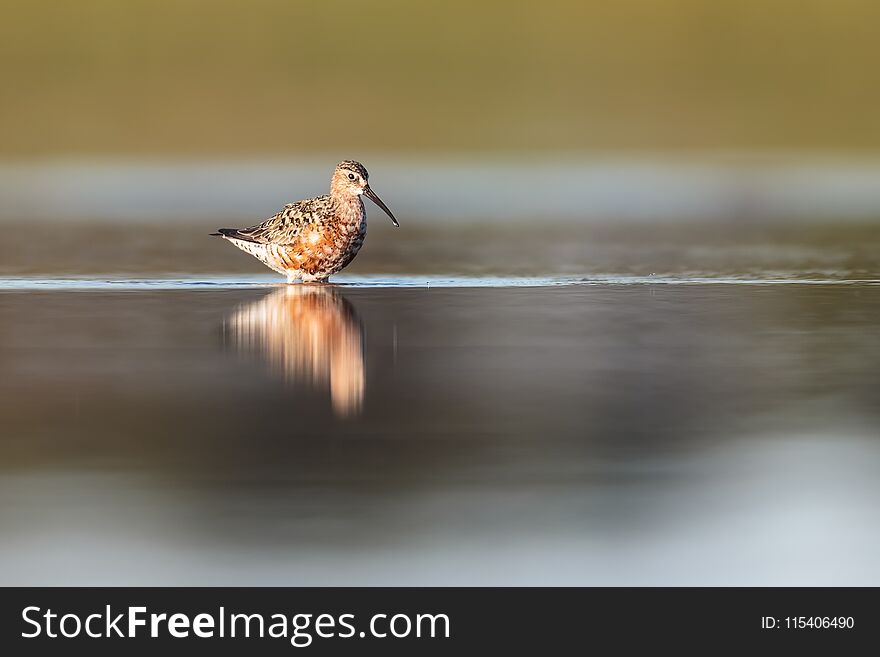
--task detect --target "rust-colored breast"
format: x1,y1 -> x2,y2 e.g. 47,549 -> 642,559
278,220 -> 366,277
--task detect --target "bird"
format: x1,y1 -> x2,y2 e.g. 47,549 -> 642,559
212,160 -> 399,282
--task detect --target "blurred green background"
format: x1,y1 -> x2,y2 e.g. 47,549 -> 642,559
2,0 -> 879,156
3,1 -> 880,278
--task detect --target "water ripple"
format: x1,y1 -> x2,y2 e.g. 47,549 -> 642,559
0,274 -> 878,290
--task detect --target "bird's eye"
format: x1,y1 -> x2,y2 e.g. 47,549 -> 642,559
348,173 -> 356,180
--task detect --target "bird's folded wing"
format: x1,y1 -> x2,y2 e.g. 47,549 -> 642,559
219,197 -> 324,244
224,213 -> 285,243
226,208 -> 302,244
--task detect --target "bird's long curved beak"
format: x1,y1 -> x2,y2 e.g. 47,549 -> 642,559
364,186 -> 400,227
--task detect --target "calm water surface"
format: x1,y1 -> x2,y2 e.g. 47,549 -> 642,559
1,278 -> 878,585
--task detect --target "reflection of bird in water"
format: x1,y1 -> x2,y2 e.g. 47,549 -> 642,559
211,160 -> 399,282
225,286 -> 365,417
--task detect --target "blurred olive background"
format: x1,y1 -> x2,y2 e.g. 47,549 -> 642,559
2,0 -> 880,277
2,0 -> 879,155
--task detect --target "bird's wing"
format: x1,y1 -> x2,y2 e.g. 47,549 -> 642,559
217,196 -> 328,244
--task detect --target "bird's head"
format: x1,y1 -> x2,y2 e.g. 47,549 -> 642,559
331,160 -> 399,227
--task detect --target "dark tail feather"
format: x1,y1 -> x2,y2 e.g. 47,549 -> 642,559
211,228 -> 246,238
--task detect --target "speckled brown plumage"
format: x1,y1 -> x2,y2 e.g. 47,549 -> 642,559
212,160 -> 399,282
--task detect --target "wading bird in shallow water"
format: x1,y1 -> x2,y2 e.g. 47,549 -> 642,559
212,160 -> 399,282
